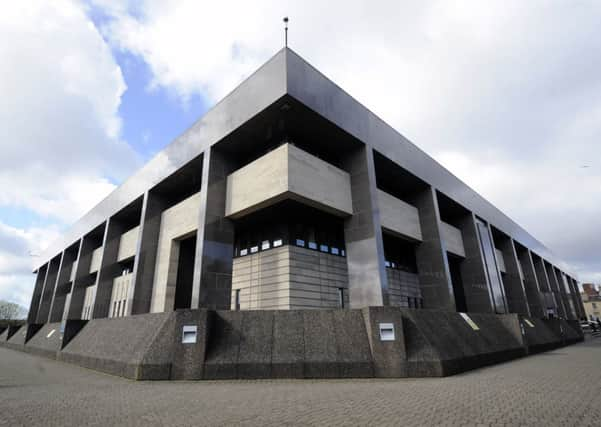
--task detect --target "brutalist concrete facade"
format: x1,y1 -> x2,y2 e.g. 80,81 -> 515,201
10,48 -> 585,380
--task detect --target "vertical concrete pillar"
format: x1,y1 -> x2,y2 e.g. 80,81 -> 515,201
457,213 -> 493,313
570,279 -> 585,319
532,256 -> 550,292
36,255 -> 61,323
516,248 -> 544,318
545,263 -> 567,318
27,264 -> 48,324
49,248 -> 77,323
556,269 -> 576,320
67,237 -> 95,319
47,251 -> 65,323
532,255 -> 556,317
496,237 -> 530,316
93,219 -> 126,318
192,148 -> 236,310
339,145 -> 389,308
129,191 -> 165,315
412,187 -> 455,311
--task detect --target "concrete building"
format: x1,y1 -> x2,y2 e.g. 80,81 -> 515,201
2,48 -> 585,380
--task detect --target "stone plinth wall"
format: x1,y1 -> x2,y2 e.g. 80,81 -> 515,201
20,322 -> 63,358
0,308 -> 584,380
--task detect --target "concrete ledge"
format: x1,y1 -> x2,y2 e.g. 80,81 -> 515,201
0,328 -> 8,342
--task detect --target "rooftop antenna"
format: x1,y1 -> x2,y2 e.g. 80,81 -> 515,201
283,17 -> 289,47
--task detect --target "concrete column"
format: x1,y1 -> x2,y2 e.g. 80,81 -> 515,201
496,237 -> 530,316
532,256 -> 550,292
545,263 -> 567,318
516,249 -> 544,318
36,255 -> 61,323
27,264 -> 48,324
570,279 -> 585,319
556,269 -> 576,320
67,237 -> 95,319
47,251 -> 65,323
93,219 -> 126,319
575,279 -> 586,318
339,145 -> 389,308
191,148 -> 236,310
457,213 -> 493,313
129,191 -> 165,315
532,255 -> 557,317
412,187 -> 455,311
49,248 -> 78,323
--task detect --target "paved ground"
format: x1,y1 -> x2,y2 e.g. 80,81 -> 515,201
1,339 -> 600,427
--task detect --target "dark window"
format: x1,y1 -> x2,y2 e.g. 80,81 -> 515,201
235,289 -> 241,311
338,288 -> 345,308
382,233 -> 418,273
232,200 -> 346,258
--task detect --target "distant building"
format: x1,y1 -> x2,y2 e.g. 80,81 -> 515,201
581,284 -> 601,321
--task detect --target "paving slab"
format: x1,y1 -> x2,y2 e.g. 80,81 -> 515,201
0,337 -> 600,426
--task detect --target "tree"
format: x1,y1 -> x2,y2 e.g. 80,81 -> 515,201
0,300 -> 27,320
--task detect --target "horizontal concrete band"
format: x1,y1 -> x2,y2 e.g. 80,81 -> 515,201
0,308 -> 583,380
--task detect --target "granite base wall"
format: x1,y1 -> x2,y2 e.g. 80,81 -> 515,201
6,324 -> 23,340
59,312 -> 176,380
3,325 -> 28,351
21,323 -> 63,358
0,328 -> 8,342
514,316 -> 564,354
202,310 -> 373,379
547,318 -> 584,345
393,309 -> 526,377
0,308 -> 584,380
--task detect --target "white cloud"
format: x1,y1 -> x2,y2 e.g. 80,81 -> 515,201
94,0 -> 601,282
0,222 -> 60,308
0,0 -> 139,306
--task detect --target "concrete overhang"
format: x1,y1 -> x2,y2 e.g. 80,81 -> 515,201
225,143 -> 352,219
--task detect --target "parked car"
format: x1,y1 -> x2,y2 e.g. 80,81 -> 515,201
580,321 -> 596,333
